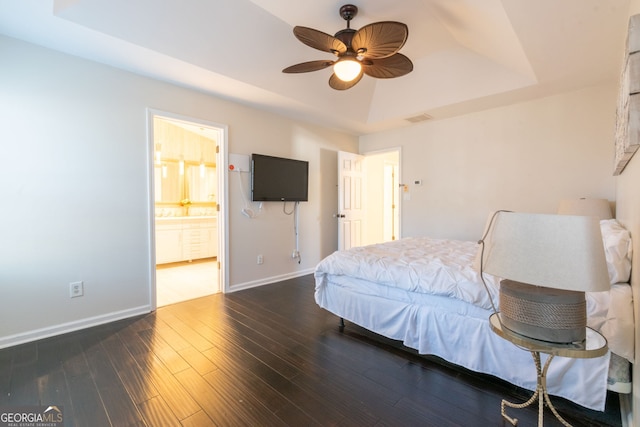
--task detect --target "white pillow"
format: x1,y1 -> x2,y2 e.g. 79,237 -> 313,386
600,284 -> 635,363
600,219 -> 632,285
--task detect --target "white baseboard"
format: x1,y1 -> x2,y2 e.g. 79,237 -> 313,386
0,305 -> 152,350
0,269 -> 315,348
226,268 -> 315,293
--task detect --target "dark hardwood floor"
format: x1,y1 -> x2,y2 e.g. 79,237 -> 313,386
0,275 -> 623,426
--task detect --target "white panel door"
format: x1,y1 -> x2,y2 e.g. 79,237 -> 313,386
337,151 -> 365,251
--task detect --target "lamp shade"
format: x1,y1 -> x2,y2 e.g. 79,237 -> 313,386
482,212 -> 609,293
557,198 -> 612,220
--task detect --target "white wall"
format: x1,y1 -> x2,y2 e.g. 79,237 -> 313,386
360,84 -> 618,241
227,123 -> 356,287
0,35 -> 357,347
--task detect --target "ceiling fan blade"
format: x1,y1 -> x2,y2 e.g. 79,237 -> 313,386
283,60 -> 334,73
293,26 -> 347,55
352,22 -> 409,59
363,53 -> 413,79
329,72 -> 363,90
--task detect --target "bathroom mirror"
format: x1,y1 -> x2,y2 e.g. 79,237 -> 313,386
154,161 -> 182,202
187,165 -> 217,202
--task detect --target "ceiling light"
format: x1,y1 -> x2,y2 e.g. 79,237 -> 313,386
333,58 -> 362,82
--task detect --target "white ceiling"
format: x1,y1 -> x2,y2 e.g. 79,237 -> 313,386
0,0 -> 631,135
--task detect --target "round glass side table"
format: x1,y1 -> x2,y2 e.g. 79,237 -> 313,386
489,313 -> 608,426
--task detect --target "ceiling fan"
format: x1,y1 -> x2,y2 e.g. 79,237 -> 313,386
282,4 -> 413,90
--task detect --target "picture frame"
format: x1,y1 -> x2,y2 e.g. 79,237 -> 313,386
614,14 -> 640,176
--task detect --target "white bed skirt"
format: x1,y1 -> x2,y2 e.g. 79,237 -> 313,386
315,276 -> 611,411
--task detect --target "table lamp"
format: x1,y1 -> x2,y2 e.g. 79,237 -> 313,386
480,212 -> 610,343
557,198 -> 613,220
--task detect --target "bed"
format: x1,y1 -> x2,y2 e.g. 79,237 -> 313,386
314,219 -> 634,411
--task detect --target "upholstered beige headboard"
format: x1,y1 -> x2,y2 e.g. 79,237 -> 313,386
615,13 -> 640,425
615,164 -> 639,424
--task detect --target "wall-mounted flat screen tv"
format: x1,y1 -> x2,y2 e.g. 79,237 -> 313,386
251,153 -> 309,202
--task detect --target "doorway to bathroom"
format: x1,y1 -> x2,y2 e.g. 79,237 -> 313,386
149,112 -> 225,307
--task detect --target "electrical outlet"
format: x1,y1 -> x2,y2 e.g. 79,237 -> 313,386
70,281 -> 84,298
257,254 -> 264,265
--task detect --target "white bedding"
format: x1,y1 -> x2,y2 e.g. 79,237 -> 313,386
314,236 -> 634,411
317,238 -> 499,309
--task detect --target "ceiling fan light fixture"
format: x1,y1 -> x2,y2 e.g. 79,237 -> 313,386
333,58 -> 362,82
284,4 -> 412,90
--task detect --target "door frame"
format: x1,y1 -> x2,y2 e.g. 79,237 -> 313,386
361,147 -> 402,244
146,108 -> 229,310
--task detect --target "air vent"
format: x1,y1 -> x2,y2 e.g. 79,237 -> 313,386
405,113 -> 432,123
